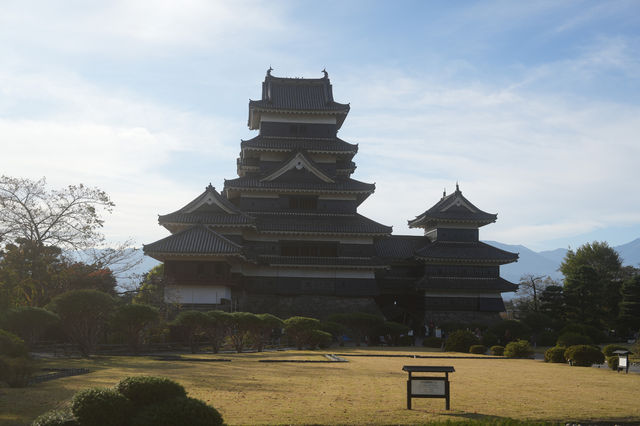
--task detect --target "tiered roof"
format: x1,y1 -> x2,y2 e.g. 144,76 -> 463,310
252,213 -> 391,236
143,225 -> 244,261
414,241 -> 518,264
409,184 -> 497,229
248,69 -> 350,129
240,135 -> 358,155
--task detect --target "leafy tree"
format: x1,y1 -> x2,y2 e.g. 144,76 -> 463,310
619,275 -> 640,332
2,306 -> 60,348
560,242 -> 622,328
204,310 -> 232,354
171,310 -> 208,354
539,285 -> 565,323
49,289 -> 116,357
0,176 -> 139,309
283,316 -> 320,349
0,240 -> 118,308
253,313 -> 283,352
228,312 -> 260,353
133,265 -> 168,311
0,240 -> 66,308
112,304 -> 159,354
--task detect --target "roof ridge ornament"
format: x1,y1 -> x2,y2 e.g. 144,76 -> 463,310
322,68 -> 328,79
267,66 -> 273,77
456,181 -> 460,193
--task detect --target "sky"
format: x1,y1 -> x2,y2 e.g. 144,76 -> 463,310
1,0 -> 640,253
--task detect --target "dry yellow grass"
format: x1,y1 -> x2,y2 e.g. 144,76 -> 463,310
1,348 -> 639,425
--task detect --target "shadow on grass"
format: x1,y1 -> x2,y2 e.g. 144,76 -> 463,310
436,411 -> 560,425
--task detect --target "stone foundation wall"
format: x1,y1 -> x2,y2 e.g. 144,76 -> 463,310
237,292 -> 382,319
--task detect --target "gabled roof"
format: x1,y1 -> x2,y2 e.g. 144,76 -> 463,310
252,213 -> 392,236
408,184 -> 497,229
414,241 -> 519,265
158,185 -> 254,228
241,135 -> 358,155
261,151 -> 334,183
248,69 -> 350,130
143,225 -> 244,260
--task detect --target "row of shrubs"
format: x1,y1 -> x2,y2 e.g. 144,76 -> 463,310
33,376 -> 223,426
544,343 -> 630,368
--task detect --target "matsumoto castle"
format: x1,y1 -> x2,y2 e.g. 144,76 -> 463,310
143,69 -> 518,327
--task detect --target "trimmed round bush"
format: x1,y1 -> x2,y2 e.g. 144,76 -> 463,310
32,409 -> 78,426
71,388 -> 132,426
309,329 -> 333,349
444,330 -> 479,353
469,345 -> 486,354
606,355 -> 619,370
556,332 -> 592,347
602,344 -> 628,357
544,346 -> 566,363
504,339 -> 533,358
131,397 -> 224,426
490,345 -> 504,356
116,376 -> 187,408
564,345 -> 605,367
422,336 -> 442,348
0,329 -> 28,357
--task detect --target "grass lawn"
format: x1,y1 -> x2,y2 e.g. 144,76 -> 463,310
1,347 -> 639,425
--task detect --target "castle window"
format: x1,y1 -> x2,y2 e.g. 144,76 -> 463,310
289,196 -> 317,210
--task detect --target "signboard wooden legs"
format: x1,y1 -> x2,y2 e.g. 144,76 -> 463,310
402,366 -> 455,410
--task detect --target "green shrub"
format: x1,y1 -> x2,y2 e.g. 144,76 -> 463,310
283,316 -> 320,349
131,397 -> 224,426
564,345 -> 605,367
444,330 -> 479,353
606,355 -> 619,370
469,344 -> 486,354
480,331 -> 499,347
544,346 -> 566,363
559,323 -> 606,344
0,356 -> 37,387
556,332 -> 592,347
602,344 -> 628,357
504,340 -> 533,358
32,409 -> 78,426
0,329 -> 28,357
71,388 -> 132,426
422,336 -> 443,348
115,376 -> 187,408
308,329 -> 333,349
490,345 -> 504,356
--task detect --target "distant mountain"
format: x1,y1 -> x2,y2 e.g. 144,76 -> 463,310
483,241 -> 563,284
616,238 -> 640,267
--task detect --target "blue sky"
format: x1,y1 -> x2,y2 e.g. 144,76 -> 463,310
1,0 -> 639,252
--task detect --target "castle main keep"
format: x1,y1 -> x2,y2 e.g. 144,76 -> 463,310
143,70 -> 518,327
